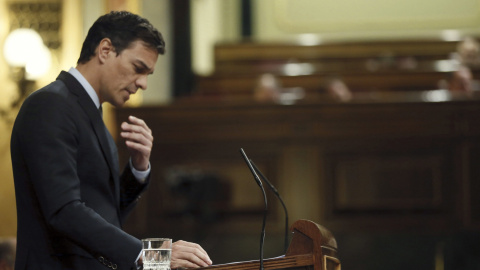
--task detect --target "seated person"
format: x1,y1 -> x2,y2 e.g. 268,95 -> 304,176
439,65 -> 479,93
324,78 -> 353,102
254,73 -> 281,102
448,65 -> 474,92
0,238 -> 16,270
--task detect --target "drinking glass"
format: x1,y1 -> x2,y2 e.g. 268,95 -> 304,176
142,238 -> 172,270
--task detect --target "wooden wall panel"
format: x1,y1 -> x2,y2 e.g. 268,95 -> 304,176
332,154 -> 444,211
115,95 -> 480,240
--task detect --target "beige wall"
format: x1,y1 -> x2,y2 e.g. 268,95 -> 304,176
191,0 -> 480,75
0,0 -> 20,238
191,0 -> 240,75
0,122 -> 16,237
255,0 -> 480,41
140,0 -> 172,105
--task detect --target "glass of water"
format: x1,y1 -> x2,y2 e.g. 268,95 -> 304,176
142,238 -> 172,270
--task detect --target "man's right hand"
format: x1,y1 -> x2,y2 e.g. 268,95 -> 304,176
171,240 -> 212,269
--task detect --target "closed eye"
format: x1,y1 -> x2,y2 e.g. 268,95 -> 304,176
133,60 -> 154,75
134,65 -> 147,74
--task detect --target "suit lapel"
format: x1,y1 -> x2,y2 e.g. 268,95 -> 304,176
56,71 -> 121,206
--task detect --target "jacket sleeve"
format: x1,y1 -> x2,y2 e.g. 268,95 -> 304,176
119,164 -> 150,221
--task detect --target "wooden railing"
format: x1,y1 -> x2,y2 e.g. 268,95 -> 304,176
193,40 -> 473,98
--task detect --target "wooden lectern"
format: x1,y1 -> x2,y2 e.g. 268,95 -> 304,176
200,220 -> 340,270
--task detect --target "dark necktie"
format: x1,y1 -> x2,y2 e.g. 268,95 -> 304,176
99,105 -> 119,173
98,104 -> 120,201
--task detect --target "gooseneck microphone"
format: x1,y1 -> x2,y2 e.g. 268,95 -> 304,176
250,159 -> 289,254
240,148 -> 266,270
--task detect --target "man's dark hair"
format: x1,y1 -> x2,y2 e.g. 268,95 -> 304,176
77,11 -> 165,64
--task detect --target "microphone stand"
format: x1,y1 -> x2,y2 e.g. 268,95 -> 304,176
250,159 -> 289,253
258,182 -> 267,270
240,148 -> 266,270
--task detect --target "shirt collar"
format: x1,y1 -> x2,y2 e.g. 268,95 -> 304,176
68,67 -> 101,109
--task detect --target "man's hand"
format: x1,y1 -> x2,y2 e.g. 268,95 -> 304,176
171,240 -> 212,269
120,115 -> 153,171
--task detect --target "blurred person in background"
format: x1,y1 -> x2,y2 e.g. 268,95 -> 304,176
0,238 -> 15,270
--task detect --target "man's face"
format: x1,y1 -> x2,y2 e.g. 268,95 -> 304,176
99,40 -> 158,107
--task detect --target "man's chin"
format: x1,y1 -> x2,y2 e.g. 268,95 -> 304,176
107,99 -> 127,108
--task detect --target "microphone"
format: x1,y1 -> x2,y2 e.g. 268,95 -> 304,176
250,159 -> 289,254
240,148 -> 266,270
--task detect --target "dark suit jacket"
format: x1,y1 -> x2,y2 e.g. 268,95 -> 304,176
11,71 -> 149,270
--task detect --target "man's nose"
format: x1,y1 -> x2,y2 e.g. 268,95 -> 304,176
136,75 -> 148,90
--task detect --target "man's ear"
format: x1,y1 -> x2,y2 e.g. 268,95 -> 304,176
97,38 -> 115,64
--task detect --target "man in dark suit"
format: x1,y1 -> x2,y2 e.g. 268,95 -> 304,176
10,11 -> 212,270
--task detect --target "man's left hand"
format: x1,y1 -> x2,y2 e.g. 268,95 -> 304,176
120,115 -> 153,171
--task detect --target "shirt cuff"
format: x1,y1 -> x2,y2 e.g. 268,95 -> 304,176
135,250 -> 142,269
129,158 -> 150,183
